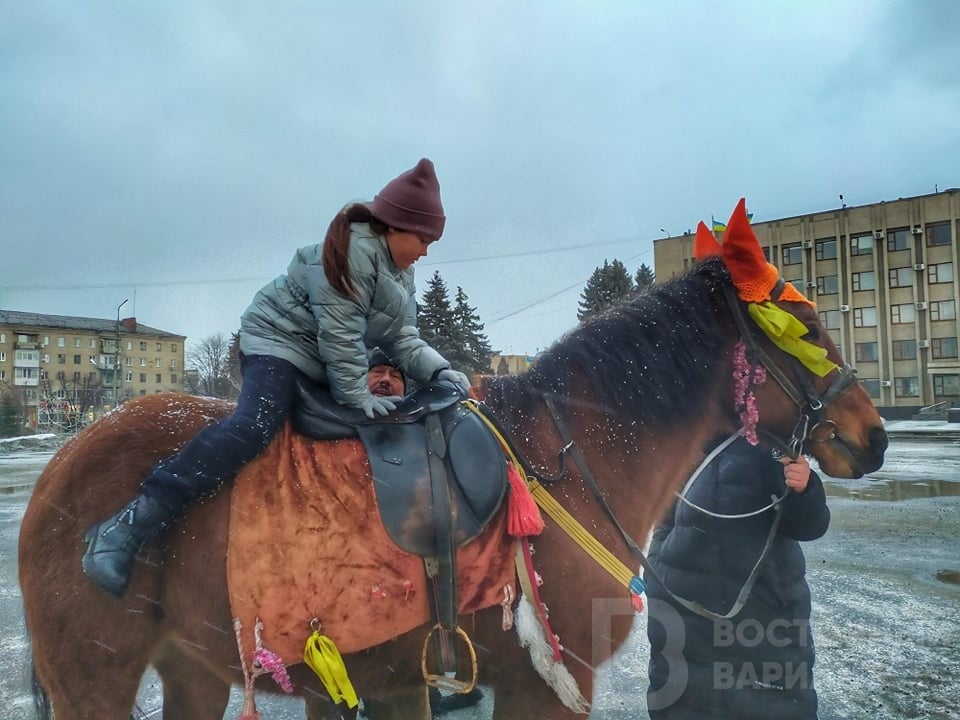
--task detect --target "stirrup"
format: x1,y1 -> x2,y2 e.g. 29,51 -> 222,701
420,624 -> 478,694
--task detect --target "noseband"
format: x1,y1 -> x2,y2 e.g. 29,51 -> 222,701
722,284 -> 859,457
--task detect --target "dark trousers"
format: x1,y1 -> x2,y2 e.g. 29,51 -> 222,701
141,354 -> 300,509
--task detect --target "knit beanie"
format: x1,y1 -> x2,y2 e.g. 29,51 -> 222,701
368,347 -> 399,370
369,158 -> 446,241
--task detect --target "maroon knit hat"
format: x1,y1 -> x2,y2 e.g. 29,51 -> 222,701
369,158 -> 446,241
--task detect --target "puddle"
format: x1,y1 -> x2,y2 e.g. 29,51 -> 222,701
824,479 -> 960,501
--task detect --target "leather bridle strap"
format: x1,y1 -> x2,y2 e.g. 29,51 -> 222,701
542,394 -> 778,622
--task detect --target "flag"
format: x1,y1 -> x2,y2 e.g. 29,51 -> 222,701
712,210 -> 753,233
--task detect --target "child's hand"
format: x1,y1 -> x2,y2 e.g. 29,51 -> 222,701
780,454 -> 811,493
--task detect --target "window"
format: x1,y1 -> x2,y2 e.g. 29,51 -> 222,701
73,338 -> 81,348
850,233 -> 874,256
90,338 -> 97,348
894,376 -> 919,397
170,343 -> 178,352
0,370 -> 4,380
73,355 -> 81,365
887,228 -> 910,252
891,303 -> 916,324
154,358 -> 162,368
170,358 -> 178,368
40,369 -> 48,380
892,340 -> 917,360
781,243 -> 803,265
855,342 -> 878,362
0,333 -> 5,343
853,306 -> 877,328
139,341 -> 147,351
819,310 -> 841,329
57,337 -> 65,347
171,374 -> 179,384
156,342 -> 163,352
815,238 -> 837,260
140,358 -> 146,367
888,267 -> 913,288
932,337 -> 958,359
125,357 -> 132,366
42,354 -> 49,363
926,221 -> 951,247
933,374 -> 960,398
0,351 -> 4,362
57,370 -> 66,381
928,262 -> 954,284
125,371 -> 133,382
57,353 -> 66,364
126,341 -> 133,350
155,373 -> 162,383
816,275 -> 839,294
851,271 -> 876,291
931,300 -> 956,321
72,371 -> 81,382
15,349 -> 39,362
139,373 -> 147,383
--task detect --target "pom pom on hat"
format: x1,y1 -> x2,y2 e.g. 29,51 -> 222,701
369,158 -> 446,242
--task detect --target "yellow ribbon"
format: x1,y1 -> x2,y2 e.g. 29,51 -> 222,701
303,630 -> 359,710
747,302 -> 838,377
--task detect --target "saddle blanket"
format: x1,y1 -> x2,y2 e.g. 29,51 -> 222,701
227,422 -> 515,664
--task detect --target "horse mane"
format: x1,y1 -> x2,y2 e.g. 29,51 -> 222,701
481,257 -> 733,429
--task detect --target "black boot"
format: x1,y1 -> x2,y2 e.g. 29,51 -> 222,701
82,494 -> 175,598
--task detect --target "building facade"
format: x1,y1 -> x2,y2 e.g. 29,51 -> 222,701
0,310 -> 185,430
653,189 -> 960,417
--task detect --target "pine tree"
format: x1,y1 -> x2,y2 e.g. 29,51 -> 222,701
418,271 -> 460,361
0,387 -> 23,438
452,286 -> 494,374
577,259 -> 636,321
635,263 -> 656,292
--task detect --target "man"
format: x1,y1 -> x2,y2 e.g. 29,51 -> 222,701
367,348 -> 406,398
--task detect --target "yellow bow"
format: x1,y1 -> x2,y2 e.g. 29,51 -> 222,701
747,302 -> 838,378
303,629 -> 359,710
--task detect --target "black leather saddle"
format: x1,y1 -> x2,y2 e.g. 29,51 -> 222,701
292,378 -> 509,556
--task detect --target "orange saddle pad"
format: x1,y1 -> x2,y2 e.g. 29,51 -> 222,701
226,422 -> 515,665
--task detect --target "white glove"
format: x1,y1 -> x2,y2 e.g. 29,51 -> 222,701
359,394 -> 400,419
436,369 -> 471,396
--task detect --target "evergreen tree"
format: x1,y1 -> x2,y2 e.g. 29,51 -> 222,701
496,356 -> 510,375
635,263 -> 656,292
452,286 -> 494,374
577,259 -> 636,321
0,387 -> 23,438
418,271 -> 460,361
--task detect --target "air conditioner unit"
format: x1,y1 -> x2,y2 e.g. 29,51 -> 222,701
801,241 -> 813,249
911,226 -> 923,235
914,263 -> 925,271
839,304 -> 851,312
917,340 -> 930,349
874,230 -> 884,240
916,301 -> 928,310
805,281 -> 817,289
880,380 -> 892,387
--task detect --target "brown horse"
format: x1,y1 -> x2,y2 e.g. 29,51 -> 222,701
19,216 -> 887,719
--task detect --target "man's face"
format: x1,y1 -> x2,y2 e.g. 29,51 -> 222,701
367,364 -> 405,397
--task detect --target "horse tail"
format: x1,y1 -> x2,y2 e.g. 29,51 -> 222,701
30,659 -> 53,720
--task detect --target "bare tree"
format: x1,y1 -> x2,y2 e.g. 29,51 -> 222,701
37,373 -> 104,432
187,333 -> 237,400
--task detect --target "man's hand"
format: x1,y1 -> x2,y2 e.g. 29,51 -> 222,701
780,454 -> 812,493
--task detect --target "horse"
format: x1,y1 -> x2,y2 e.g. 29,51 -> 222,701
19,204 -> 887,719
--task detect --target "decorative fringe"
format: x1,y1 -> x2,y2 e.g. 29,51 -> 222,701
507,463 -> 544,537
515,594 -> 590,714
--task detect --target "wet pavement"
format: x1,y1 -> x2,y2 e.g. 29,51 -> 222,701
2,438 -> 959,719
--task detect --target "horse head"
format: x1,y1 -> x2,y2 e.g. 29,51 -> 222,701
697,198 -> 888,478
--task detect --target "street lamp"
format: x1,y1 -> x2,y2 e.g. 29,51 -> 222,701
114,299 -> 128,408
660,227 -> 671,238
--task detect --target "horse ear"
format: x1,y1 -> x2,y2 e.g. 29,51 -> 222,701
721,198 -> 777,301
694,221 -> 721,259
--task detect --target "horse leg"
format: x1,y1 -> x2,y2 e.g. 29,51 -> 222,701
152,642 -> 232,720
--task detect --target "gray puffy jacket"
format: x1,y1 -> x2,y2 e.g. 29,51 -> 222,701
238,223 -> 449,408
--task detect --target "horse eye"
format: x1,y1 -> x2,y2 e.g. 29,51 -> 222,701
804,326 -> 820,341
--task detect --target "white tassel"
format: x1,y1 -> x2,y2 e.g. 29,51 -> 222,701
515,594 -> 590,714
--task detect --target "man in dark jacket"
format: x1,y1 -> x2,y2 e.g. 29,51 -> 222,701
646,435 -> 830,719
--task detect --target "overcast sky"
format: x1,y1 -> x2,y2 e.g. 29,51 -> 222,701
2,1 -> 958,358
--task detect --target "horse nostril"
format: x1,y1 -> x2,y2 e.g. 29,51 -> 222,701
870,425 -> 889,456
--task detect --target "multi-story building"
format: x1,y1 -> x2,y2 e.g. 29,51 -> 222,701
654,188 -> 960,417
0,310 -> 185,429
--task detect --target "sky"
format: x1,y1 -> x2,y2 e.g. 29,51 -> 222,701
2,1 -> 959,358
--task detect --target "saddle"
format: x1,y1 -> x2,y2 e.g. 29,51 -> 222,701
293,378 -> 509,690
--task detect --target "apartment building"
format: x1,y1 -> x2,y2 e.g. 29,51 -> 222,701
0,310 -> 186,429
653,188 -> 960,417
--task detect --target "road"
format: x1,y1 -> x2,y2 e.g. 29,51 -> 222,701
1,438 -> 958,719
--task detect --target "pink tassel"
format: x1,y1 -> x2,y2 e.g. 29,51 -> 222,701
507,463 -> 544,537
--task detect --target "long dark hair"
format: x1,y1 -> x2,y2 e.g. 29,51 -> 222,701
321,203 -> 389,298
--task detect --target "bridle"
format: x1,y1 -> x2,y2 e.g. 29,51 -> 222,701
722,283 -> 860,458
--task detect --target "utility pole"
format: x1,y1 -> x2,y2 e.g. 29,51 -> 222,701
114,298 -> 128,408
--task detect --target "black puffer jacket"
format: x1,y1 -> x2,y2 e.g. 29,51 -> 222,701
646,437 -> 830,720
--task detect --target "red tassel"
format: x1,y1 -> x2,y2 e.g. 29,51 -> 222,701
507,463 -> 544,537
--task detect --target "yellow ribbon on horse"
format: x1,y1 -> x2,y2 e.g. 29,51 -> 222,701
747,302 -> 838,377
303,629 -> 359,711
